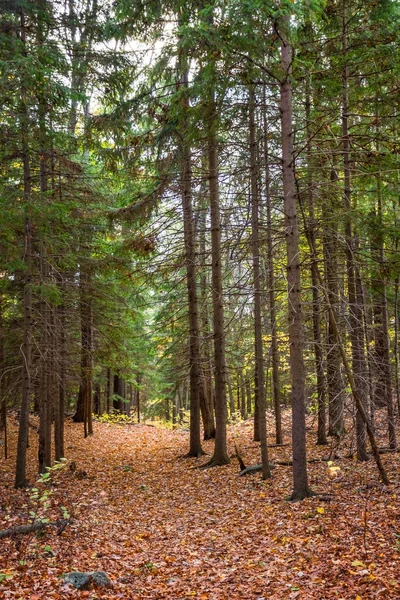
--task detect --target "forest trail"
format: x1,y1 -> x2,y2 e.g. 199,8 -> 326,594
1,418 -> 400,599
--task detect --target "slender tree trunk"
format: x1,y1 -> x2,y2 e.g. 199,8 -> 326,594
179,40 -> 203,457
304,80 -> 327,445
250,86 -> 270,479
359,285 -> 376,432
242,377 -> 247,419
227,372 -> 235,419
136,374 -> 141,423
199,374 -> 215,439
253,366 -> 260,441
0,305 -> 7,460
54,281 -> 65,461
395,276 -> 400,415
342,2 -> 368,461
37,56 -> 52,473
280,15 -> 312,500
94,383 -> 101,415
262,85 -> 282,445
199,176 -> 216,439
205,63 -> 229,466
323,174 -> 345,437
371,110 -> 396,448
15,8 -> 32,488
113,373 -> 124,412
73,266 -> 93,436
106,368 -> 111,414
246,376 -> 252,416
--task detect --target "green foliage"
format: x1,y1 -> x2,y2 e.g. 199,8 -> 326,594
28,460 -> 69,525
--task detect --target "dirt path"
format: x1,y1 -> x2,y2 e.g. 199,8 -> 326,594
1,419 -> 399,599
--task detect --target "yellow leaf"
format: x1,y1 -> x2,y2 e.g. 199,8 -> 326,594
352,560 -> 366,567
316,507 -> 325,514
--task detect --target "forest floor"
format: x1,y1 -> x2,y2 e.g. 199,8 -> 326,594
0,412 -> 400,600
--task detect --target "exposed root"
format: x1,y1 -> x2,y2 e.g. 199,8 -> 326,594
197,457 -> 230,470
286,489 -> 317,502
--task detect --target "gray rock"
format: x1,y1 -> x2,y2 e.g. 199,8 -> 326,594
63,572 -> 90,590
89,571 -> 113,588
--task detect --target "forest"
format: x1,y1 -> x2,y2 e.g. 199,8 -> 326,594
0,0 -> 400,598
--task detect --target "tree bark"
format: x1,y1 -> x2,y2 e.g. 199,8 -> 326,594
0,305 -> 7,460
15,7 -> 32,488
262,85 -> 282,445
250,85 -> 271,479
204,58 -> 229,466
371,108 -> 396,448
323,172 -> 345,437
305,79 -> 327,445
73,266 -> 93,436
54,278 -> 65,461
279,15 -> 313,500
341,1 -> 369,461
113,373 -> 125,413
178,36 -> 203,456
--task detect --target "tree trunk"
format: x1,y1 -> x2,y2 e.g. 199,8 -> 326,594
54,280 -> 65,461
199,374 -> 215,439
371,110 -> 396,448
73,266 -> 93,436
94,383 -> 101,415
342,2 -> 369,461
205,60 -> 229,466
305,79 -> 327,446
37,55 -> 52,473
106,368 -> 111,414
395,276 -> 400,415
250,85 -> 271,479
179,37 -> 203,457
198,185 -> 216,439
227,371 -> 235,419
240,374 -> 247,420
0,305 -> 7,460
262,85 -> 282,445
113,373 -> 125,412
15,8 -> 32,488
136,374 -> 141,423
323,173 -> 345,437
280,15 -> 312,500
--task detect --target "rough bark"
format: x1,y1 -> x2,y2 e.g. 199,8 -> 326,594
250,86 -> 271,479
55,281 -> 65,461
136,374 -> 141,423
73,267 -> 93,436
113,373 -> 125,413
342,2 -> 369,461
198,182 -> 216,439
262,85 -> 282,445
94,383 -> 101,415
106,368 -> 111,414
0,306 -> 7,460
322,177 -> 345,438
305,80 -> 327,446
179,42 -> 203,457
37,44 -> 52,473
203,58 -> 229,467
15,7 -> 32,488
371,118 -> 396,448
279,15 -> 313,500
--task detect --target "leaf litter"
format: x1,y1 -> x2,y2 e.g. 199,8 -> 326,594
0,413 -> 399,599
